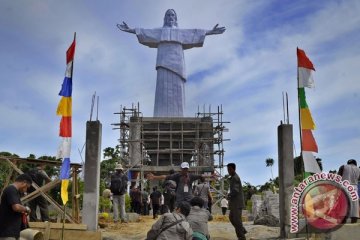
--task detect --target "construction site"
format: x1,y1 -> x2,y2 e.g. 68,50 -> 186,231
111,104 -> 229,191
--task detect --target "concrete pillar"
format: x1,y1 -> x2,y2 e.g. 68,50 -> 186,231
82,121 -> 102,231
277,124 -> 294,238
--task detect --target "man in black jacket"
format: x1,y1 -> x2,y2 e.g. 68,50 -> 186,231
227,163 -> 247,240
0,174 -> 32,239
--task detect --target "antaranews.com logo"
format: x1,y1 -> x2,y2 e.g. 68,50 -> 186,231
290,172 -> 358,233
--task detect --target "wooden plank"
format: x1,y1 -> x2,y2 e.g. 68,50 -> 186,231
44,221 -> 51,240
49,230 -> 102,240
29,227 -> 102,240
21,179 -> 61,203
29,222 -> 88,230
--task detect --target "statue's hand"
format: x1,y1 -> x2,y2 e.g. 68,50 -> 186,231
116,21 -> 135,34
206,24 -> 226,35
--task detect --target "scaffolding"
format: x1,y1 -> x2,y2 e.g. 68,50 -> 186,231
112,104 -> 229,178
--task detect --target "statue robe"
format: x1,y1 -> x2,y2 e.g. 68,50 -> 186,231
135,27 -> 207,117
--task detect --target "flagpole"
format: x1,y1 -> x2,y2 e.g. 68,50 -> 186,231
61,203 -> 66,240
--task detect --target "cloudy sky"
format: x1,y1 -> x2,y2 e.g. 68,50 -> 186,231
1,0 -> 359,186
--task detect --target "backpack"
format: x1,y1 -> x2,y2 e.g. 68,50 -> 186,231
110,174 -> 125,195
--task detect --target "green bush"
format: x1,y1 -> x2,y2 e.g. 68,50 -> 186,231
246,199 -> 252,213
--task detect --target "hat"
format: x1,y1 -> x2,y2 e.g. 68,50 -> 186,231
180,162 -> 189,169
115,163 -> 124,170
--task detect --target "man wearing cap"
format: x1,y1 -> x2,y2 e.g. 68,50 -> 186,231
110,164 -> 128,223
147,162 -> 204,206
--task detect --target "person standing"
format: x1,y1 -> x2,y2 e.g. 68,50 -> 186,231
110,164 -> 128,223
26,164 -> 51,222
147,162 -> 204,206
141,188 -> 149,215
194,177 -> 212,211
227,163 -> 246,240
0,174 -> 32,239
129,185 -> 136,212
338,159 -> 360,223
150,186 -> 162,219
162,170 -> 176,212
133,186 -> 142,214
220,196 -> 228,216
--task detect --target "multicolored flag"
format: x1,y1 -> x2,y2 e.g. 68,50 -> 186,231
297,48 -> 321,173
297,48 -> 315,88
57,35 -> 76,205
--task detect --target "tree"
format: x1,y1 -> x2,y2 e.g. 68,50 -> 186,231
265,158 -> 274,180
243,181 -> 258,202
294,156 -> 304,176
100,146 -> 124,185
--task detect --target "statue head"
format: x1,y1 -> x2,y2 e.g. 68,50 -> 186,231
163,9 -> 178,28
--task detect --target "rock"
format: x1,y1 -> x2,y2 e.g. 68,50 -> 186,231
127,212 -> 140,222
253,214 -> 279,227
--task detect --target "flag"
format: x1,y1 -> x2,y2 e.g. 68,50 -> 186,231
56,137 -> 71,159
300,108 -> 316,130
56,97 -> 72,116
61,180 -> 70,205
298,88 -> 316,130
60,158 -> 71,179
302,129 -> 318,152
58,39 -> 75,97
297,48 -> 315,88
297,48 -> 320,174
302,151 -> 321,173
59,116 -> 72,137
57,35 -> 76,205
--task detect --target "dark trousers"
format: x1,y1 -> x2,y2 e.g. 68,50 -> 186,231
142,201 -> 149,215
229,207 -> 246,240
222,207 -> 227,215
152,204 -> 160,219
29,196 -> 49,221
133,200 -> 141,214
164,194 -> 176,212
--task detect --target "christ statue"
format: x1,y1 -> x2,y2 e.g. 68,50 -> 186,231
117,9 -> 225,117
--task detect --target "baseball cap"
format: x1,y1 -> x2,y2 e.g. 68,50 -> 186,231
180,162 -> 189,169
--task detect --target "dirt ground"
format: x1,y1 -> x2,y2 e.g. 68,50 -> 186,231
100,215 -> 280,240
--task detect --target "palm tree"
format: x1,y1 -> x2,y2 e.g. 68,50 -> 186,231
265,158 -> 274,180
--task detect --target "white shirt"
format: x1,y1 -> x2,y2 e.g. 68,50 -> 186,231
220,198 -> 228,208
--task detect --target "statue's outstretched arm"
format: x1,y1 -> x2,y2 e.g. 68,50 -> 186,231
206,24 -> 226,35
116,21 -> 136,34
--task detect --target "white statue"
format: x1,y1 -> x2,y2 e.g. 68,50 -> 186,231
117,9 -> 225,117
